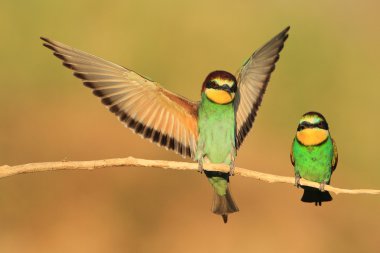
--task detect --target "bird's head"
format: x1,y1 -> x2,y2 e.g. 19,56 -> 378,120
296,111 -> 330,146
202,71 -> 237,104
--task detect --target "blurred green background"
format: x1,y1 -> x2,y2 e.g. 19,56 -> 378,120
1,0 -> 380,252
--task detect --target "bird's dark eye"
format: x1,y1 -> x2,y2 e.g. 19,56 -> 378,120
297,125 -> 304,131
207,81 -> 219,89
318,121 -> 328,130
230,83 -> 237,92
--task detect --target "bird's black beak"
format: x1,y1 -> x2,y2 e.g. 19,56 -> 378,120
297,121 -> 329,131
220,84 -> 237,93
220,84 -> 232,92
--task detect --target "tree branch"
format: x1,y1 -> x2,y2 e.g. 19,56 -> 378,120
0,157 -> 379,195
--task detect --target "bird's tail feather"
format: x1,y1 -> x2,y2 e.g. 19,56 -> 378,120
212,186 -> 239,223
301,186 -> 332,206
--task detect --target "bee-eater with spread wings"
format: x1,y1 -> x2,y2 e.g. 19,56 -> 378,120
41,26 -> 289,223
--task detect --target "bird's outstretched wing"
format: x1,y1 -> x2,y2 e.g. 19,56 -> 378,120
332,138 -> 338,172
234,27 -> 289,149
41,37 -> 199,158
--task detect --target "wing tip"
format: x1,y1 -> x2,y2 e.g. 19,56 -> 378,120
278,26 -> 290,41
53,52 -> 65,60
40,36 -> 58,49
63,62 -> 75,70
42,42 -> 56,52
73,72 -> 86,80
279,26 -> 290,36
40,36 -> 49,43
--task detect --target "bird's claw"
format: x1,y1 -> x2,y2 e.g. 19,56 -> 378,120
319,181 -> 326,192
294,175 -> 301,188
229,162 -> 235,176
198,162 -> 204,174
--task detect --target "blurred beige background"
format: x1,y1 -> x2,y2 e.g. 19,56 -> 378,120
1,0 -> 380,252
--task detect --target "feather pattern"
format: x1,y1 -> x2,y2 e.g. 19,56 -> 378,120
332,138 -> 338,172
41,37 -> 199,158
235,27 -> 290,148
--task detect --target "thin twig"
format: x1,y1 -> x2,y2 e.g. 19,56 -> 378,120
0,157 -> 378,195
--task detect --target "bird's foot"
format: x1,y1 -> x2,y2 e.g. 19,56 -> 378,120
319,181 -> 326,192
294,175 -> 301,188
198,162 -> 204,174
229,162 -> 235,176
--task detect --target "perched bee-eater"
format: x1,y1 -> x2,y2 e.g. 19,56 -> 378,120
291,112 -> 338,206
42,26 -> 289,222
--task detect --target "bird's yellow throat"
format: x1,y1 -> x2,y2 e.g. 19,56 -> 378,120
205,89 -> 234,104
296,128 -> 329,146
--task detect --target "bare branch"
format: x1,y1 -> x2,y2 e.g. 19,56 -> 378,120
0,157 -> 379,195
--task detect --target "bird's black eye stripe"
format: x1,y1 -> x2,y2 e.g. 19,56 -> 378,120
206,81 -> 237,93
298,122 -> 312,130
229,83 -> 237,93
206,81 -> 219,89
318,121 -> 329,130
297,121 -> 329,131
297,125 -> 304,131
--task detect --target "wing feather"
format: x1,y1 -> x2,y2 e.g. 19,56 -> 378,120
290,138 -> 295,166
42,37 -> 199,158
235,27 -> 289,148
332,138 -> 338,172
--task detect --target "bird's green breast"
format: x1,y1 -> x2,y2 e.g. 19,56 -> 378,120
198,93 -> 235,164
292,136 -> 334,183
